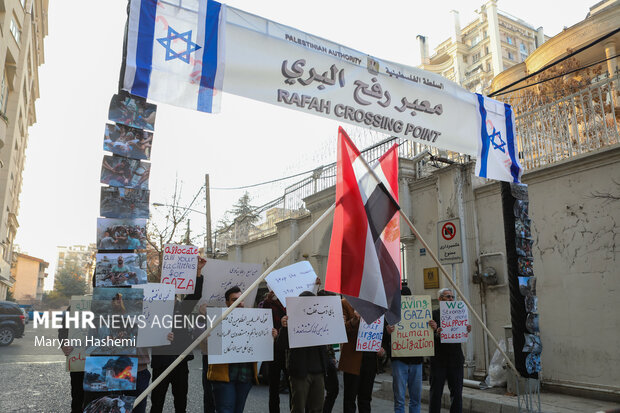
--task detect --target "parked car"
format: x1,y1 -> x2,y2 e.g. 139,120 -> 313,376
0,300 -> 26,346
19,307 -> 29,324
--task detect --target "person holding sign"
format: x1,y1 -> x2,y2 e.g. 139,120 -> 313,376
207,286 -> 278,413
428,288 -> 472,413
277,291 -> 329,413
339,298 -> 383,413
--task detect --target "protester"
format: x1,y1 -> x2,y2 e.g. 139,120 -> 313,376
278,291 -> 328,413
428,288 -> 472,413
339,298 -> 382,413
316,290 -> 339,413
150,256 -> 206,413
260,290 -> 289,413
207,286 -> 278,413
59,307 -> 85,413
384,286 -> 423,413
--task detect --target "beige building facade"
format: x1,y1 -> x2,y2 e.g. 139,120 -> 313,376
418,0 -> 547,93
10,251 -> 47,303
55,244 -> 97,294
0,0 -> 48,300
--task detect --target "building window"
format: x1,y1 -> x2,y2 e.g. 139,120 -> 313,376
485,46 -> 489,55
520,43 -> 528,61
10,19 -> 21,43
472,53 -> 481,63
471,35 -> 481,47
0,72 -> 9,116
508,51 -> 514,60
506,36 -> 513,45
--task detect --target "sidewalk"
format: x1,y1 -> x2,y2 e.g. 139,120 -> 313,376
373,372 -> 620,413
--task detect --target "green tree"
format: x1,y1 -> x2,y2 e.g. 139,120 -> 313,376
53,261 -> 87,298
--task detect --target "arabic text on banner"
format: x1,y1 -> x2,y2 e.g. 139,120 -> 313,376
286,295 -> 347,349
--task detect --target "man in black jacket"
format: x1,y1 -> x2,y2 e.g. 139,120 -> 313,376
428,288 -> 471,413
277,291 -> 329,413
150,256 -> 206,413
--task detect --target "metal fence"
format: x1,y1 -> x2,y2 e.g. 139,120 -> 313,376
502,70 -> 620,170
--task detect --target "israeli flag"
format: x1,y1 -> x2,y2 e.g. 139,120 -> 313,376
475,94 -> 523,183
123,0 -> 226,113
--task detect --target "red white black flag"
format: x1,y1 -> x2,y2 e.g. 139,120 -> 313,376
325,127 -> 402,325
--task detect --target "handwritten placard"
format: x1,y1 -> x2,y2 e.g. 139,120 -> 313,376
391,295 -> 434,357
286,296 -> 347,349
265,261 -> 318,306
66,295 -> 92,372
440,301 -> 469,343
356,315 -> 384,352
132,283 -> 175,347
161,244 -> 199,293
202,259 -> 262,307
207,308 -> 274,363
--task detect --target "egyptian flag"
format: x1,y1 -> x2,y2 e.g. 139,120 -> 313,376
325,127 -> 402,325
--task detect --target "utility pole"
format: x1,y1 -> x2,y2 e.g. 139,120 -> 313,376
205,174 -> 213,257
184,219 -> 191,245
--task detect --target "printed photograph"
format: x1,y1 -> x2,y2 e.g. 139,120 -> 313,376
513,200 -> 529,221
526,312 -> 540,333
95,252 -> 148,287
100,186 -> 150,219
515,237 -> 533,257
83,395 -> 136,413
525,294 -> 538,313
88,288 -> 143,356
104,123 -> 153,160
108,93 -> 156,131
101,155 -> 150,190
523,333 -> 542,353
518,276 -> 537,296
83,356 -> 138,392
517,257 -> 534,277
97,218 -> 147,251
515,218 -> 532,239
526,352 -> 541,374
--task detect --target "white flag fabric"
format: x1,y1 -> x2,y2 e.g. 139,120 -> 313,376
475,94 -> 523,183
123,0 -> 226,113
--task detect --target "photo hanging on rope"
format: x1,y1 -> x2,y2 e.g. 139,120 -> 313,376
526,313 -> 539,334
525,352 -> 541,374
513,200 -> 529,221
515,237 -> 533,258
100,155 -> 150,190
517,257 -> 534,277
100,186 -> 150,219
523,333 -> 542,353
104,123 -> 153,160
83,395 -> 136,413
87,287 -> 143,356
518,276 -> 537,297
525,294 -> 538,313
108,93 -> 156,131
83,356 -> 138,392
96,217 -> 147,251
95,252 -> 148,287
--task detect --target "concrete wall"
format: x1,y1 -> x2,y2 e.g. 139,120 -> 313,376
227,144 -> 620,396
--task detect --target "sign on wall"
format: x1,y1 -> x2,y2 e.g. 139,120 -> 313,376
437,218 -> 463,264
423,267 -> 439,289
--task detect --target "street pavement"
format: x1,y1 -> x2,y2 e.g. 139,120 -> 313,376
0,324 -> 440,412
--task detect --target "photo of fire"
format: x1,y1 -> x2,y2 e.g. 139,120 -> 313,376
83,356 -> 138,392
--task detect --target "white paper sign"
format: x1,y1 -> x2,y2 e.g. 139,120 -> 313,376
202,259 -> 262,307
356,315 -> 384,352
265,261 -> 318,306
132,283 -> 175,347
439,301 -> 469,343
286,296 -> 347,349
207,308 -> 274,363
66,295 -> 92,372
161,244 -> 199,293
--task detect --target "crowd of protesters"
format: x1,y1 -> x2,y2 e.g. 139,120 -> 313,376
59,260 -> 470,413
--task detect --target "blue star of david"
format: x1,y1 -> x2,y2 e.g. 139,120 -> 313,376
489,128 -> 506,153
157,27 -> 201,64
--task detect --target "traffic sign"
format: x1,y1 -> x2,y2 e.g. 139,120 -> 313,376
437,218 -> 463,264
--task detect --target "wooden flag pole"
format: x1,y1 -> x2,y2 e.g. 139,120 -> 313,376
355,152 -> 520,377
132,203 -> 336,407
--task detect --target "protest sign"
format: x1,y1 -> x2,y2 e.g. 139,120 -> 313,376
439,300 -> 469,343
132,283 -> 175,347
265,261 -> 318,306
201,259 -> 262,307
356,315 -> 384,352
391,295 -> 434,357
207,308 -> 274,364
66,295 -> 92,372
286,295 -> 347,349
161,244 -> 199,293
